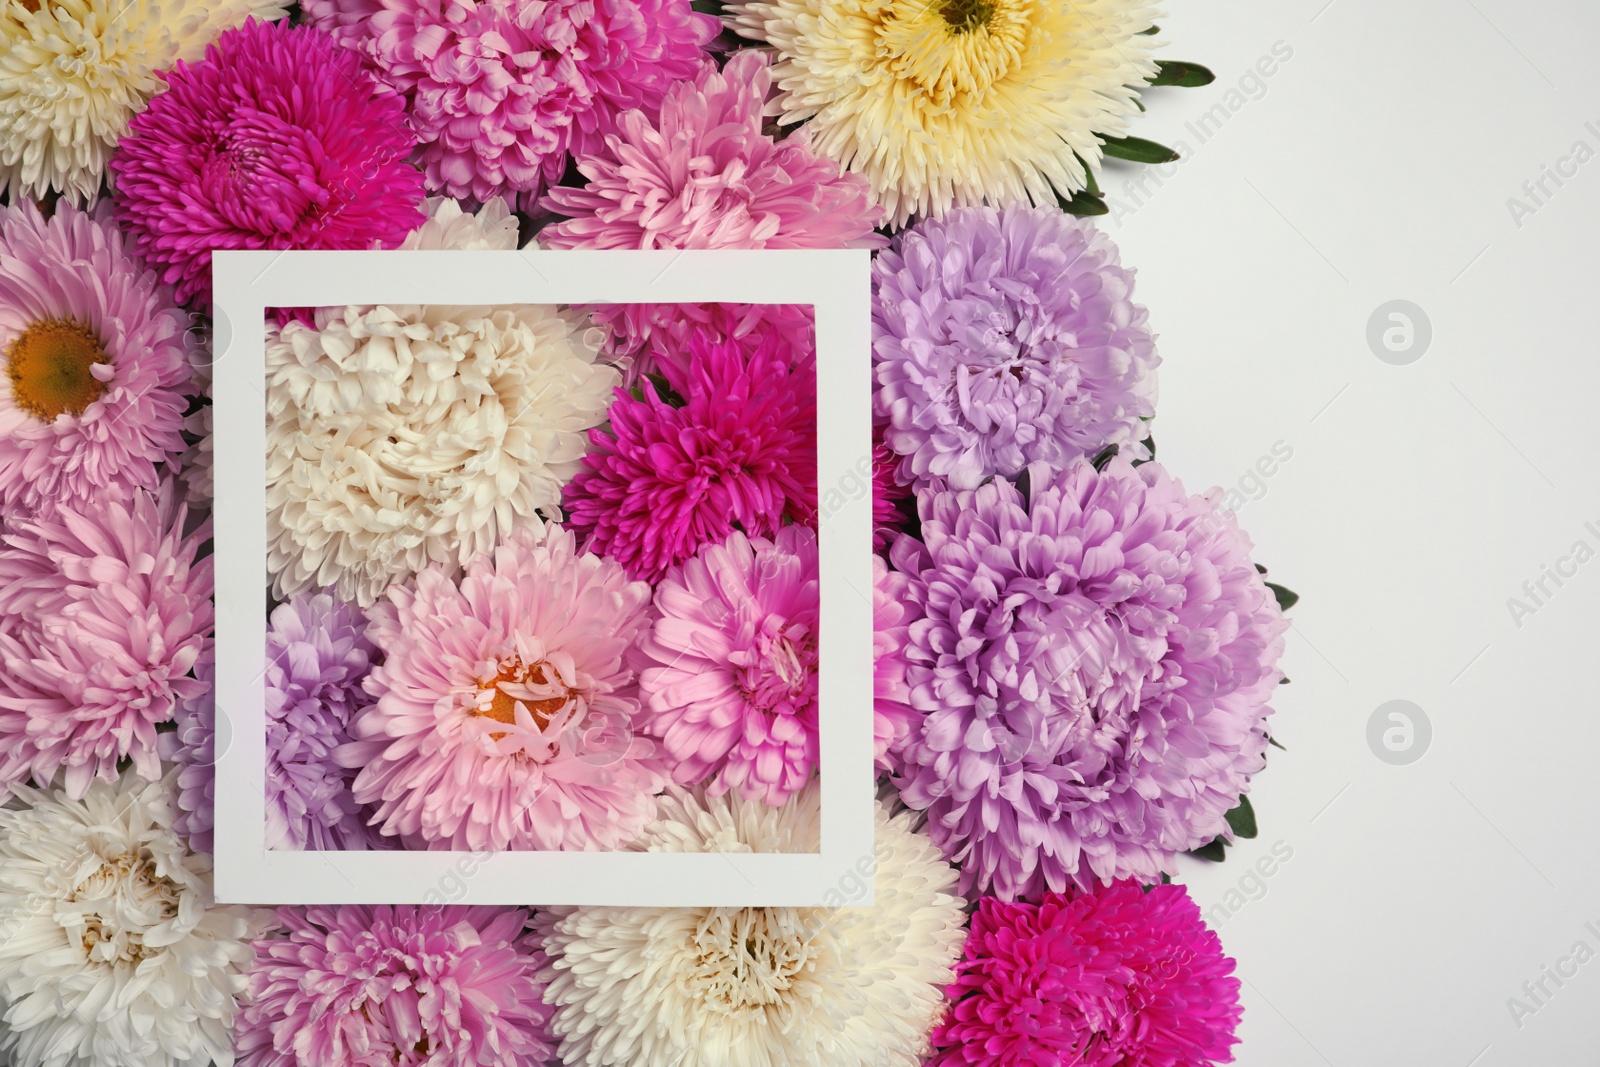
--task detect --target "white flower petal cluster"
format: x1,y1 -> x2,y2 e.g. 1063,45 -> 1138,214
538,782 -> 968,1067
0,773 -> 271,1067
266,302 -> 616,605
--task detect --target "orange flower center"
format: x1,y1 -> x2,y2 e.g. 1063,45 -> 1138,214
6,318 -> 109,420
477,661 -> 571,737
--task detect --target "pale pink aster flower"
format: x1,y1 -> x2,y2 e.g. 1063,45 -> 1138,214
0,200 -> 191,516
0,482 -> 210,798
636,525 -> 820,806
303,0 -> 717,203
339,522 -> 665,851
544,51 -> 885,250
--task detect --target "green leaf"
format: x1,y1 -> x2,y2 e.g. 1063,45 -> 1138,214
155,720 -> 179,734
116,755 -> 133,775
1149,60 -> 1216,88
1100,136 -> 1181,165
1279,676 -> 1291,684
1265,581 -> 1300,611
1224,795 -> 1258,840
1073,154 -> 1101,197
1056,189 -> 1109,217
1255,563 -> 1268,574
1138,24 -> 1160,34
1189,838 -> 1228,862
691,0 -> 725,13
1090,444 -> 1119,471
1269,736 -> 1287,751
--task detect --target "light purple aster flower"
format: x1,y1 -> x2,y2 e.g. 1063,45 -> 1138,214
159,651 -> 218,854
873,203 -> 1159,490
888,458 -> 1287,900
264,592 -> 383,850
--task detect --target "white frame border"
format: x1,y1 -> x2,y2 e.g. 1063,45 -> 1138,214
212,248 -> 875,906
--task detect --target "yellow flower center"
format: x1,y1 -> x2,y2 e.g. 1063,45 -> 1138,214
6,318 -> 109,420
876,0 -> 1033,106
477,661 -> 571,738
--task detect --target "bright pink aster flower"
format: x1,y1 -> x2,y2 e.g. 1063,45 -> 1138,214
872,433 -> 912,553
637,525 -> 819,806
872,555 -> 917,769
338,523 -> 664,851
543,51 -> 885,249
929,882 -> 1243,1067
303,0 -> 716,203
237,905 -> 555,1067
564,326 -> 817,583
0,201 -> 191,517
110,19 -> 425,310
0,482 -> 210,798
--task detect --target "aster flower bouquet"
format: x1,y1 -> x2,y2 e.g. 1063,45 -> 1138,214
0,0 -> 1300,1063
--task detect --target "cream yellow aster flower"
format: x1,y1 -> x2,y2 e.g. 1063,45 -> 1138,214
725,0 -> 1161,225
0,0 -> 287,203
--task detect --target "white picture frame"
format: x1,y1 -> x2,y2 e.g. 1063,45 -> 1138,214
210,248 -> 875,907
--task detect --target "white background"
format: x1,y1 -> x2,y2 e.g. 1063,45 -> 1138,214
1104,2 -> 1600,1063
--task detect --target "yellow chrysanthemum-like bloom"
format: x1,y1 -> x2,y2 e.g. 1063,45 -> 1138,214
725,0 -> 1161,225
0,0 -> 288,204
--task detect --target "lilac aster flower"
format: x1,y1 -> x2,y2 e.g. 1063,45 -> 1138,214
873,203 -> 1159,490
158,651 -> 218,854
888,458 -> 1287,899
264,592 -> 383,850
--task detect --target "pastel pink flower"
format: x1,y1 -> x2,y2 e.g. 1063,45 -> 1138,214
303,0 -> 716,203
238,905 -> 555,1067
873,555 -> 917,768
0,483 -> 210,797
636,525 -> 820,806
0,200 -> 191,516
543,51 -> 885,250
339,523 -> 664,851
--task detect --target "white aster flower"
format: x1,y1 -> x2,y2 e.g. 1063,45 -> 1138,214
724,0 -> 1161,226
537,782 -> 968,1067
0,772 -> 271,1067
266,304 -> 616,606
399,196 -> 521,251
0,0 -> 288,203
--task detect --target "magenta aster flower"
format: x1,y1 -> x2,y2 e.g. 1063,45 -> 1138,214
872,555 -> 916,770
303,0 -> 715,204
237,905 -> 555,1067
637,525 -> 819,806
109,18 -> 425,310
889,458 -> 1287,899
265,592 -> 383,851
872,433 -> 912,552
874,203 -> 1159,489
0,482 -> 210,798
928,882 -> 1242,1067
544,51 -> 884,249
564,326 -> 817,583
0,200 -> 191,517
339,523 -> 664,851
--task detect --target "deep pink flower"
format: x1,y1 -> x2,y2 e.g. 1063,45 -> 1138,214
110,19 -> 425,310
0,483 -> 210,798
338,523 -> 664,851
303,0 -> 716,203
872,433 -> 912,552
543,51 -> 884,249
637,525 -> 819,806
237,905 -> 555,1067
0,200 -> 191,516
929,882 -> 1243,1067
563,326 -> 817,584
588,301 -> 814,387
